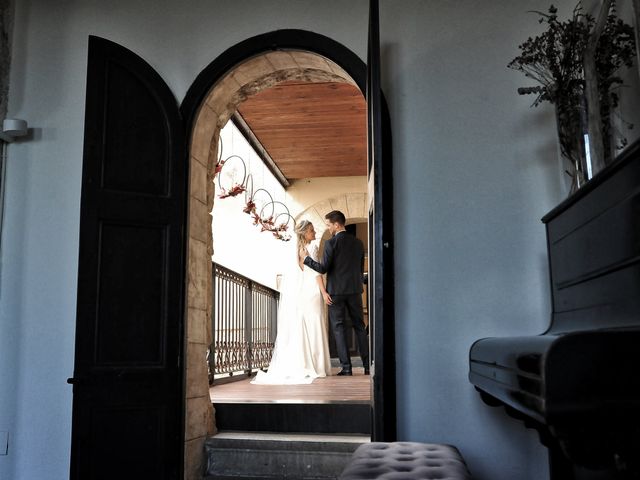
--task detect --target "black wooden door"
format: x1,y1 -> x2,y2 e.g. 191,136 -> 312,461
69,36 -> 187,479
367,0 -> 396,442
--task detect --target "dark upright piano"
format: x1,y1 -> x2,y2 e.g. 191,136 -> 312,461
469,140 -> 640,480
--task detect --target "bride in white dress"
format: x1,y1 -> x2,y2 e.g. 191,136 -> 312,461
252,220 -> 332,384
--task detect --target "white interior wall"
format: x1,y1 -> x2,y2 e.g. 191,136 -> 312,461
213,121 -> 291,290
0,1 -> 591,479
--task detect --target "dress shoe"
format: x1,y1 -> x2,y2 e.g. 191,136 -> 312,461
337,369 -> 352,376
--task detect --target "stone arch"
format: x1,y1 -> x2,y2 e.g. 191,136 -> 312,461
294,192 -> 368,239
296,193 -> 368,260
183,49 -> 363,478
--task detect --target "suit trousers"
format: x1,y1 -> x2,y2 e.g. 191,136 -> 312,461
328,293 -> 369,370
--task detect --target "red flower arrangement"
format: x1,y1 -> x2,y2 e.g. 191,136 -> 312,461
218,183 -> 246,199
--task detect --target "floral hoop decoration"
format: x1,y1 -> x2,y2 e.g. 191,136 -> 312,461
271,213 -> 294,242
246,187 -> 274,232
259,201 -> 293,241
212,142 -> 294,241
246,187 -> 273,223
217,155 -> 247,198
242,174 -> 255,213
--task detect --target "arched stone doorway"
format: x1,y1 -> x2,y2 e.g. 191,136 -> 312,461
294,192 -> 368,233
181,33 -> 372,479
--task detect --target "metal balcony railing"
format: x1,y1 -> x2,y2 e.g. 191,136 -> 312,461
209,263 -> 278,383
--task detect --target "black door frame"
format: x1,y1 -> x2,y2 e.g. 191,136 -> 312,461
367,0 -> 396,442
181,29 -> 396,441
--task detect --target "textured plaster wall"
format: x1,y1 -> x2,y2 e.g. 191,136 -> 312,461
0,1 -> 582,479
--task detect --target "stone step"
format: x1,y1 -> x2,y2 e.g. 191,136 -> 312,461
205,431 -> 368,480
213,402 -> 371,434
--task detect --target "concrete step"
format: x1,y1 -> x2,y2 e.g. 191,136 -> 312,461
214,402 -> 371,434
205,431 -> 368,480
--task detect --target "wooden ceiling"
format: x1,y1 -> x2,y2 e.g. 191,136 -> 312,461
236,81 -> 367,181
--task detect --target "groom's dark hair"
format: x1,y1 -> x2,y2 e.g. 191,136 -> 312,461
325,210 -> 346,226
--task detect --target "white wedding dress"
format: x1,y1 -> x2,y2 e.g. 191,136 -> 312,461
252,243 -> 332,384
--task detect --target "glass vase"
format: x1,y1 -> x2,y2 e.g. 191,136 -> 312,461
555,97 -> 592,195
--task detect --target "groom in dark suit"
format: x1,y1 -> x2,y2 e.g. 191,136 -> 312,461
304,210 -> 369,376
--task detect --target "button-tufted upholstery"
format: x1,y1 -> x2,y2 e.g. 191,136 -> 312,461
338,442 -> 473,480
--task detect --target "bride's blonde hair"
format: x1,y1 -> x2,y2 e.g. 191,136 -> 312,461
294,220 -> 312,260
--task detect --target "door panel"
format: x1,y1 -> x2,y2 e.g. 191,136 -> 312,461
102,60 -> 170,195
96,222 -> 167,364
70,36 -> 187,479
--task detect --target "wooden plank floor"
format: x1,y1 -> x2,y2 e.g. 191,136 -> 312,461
210,367 -> 371,404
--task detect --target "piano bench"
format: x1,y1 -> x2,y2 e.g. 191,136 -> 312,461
338,441 -> 473,479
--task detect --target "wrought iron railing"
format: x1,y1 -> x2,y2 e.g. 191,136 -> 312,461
209,263 -> 278,383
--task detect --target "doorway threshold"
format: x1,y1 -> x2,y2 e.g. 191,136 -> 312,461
210,368 -> 371,434
210,367 -> 370,404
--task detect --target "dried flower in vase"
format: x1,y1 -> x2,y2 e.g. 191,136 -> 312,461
508,1 -> 636,187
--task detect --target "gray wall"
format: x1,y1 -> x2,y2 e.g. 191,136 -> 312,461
386,4 -> 563,477
0,1 -> 576,479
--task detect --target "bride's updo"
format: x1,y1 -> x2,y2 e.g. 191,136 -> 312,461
294,220 -> 312,259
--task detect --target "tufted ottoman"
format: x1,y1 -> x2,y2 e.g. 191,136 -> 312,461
338,442 -> 473,480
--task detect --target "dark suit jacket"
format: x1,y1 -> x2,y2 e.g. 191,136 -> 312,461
304,231 -> 364,295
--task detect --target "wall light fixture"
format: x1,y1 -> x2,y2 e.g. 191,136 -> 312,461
0,118 -> 28,143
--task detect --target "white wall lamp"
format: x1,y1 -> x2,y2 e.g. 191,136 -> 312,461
0,118 -> 28,143
0,118 -> 28,256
